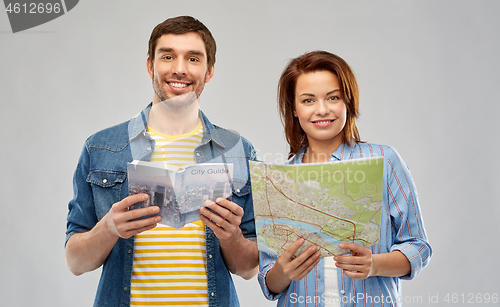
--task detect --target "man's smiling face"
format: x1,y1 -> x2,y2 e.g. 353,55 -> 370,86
147,32 -> 214,108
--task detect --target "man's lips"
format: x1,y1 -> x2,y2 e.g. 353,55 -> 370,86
167,81 -> 191,91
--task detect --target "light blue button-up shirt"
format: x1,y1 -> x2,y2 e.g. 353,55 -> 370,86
258,142 -> 432,307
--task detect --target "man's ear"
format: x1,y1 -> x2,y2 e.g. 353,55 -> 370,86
205,65 -> 215,83
146,57 -> 154,79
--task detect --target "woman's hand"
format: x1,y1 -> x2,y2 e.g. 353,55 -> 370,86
335,243 -> 412,279
334,243 -> 374,279
266,238 -> 321,294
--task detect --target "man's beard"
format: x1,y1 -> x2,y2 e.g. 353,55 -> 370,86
152,73 -> 205,110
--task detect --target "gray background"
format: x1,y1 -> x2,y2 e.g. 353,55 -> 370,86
1,0 -> 499,306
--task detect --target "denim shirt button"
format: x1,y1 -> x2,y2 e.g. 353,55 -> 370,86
128,249 -> 132,254
102,179 -> 107,184
124,287 -> 128,291
211,292 -> 214,297
236,189 -> 240,193
147,147 -> 151,151
196,152 -> 201,157
209,254 -> 212,259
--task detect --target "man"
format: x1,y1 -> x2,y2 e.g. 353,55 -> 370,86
65,16 -> 258,307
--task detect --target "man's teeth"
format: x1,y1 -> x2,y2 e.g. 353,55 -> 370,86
169,82 -> 188,88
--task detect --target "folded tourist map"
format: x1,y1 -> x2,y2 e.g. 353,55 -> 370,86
250,157 -> 384,257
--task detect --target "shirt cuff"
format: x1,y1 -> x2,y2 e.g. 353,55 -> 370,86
258,253 -> 285,301
391,242 -> 423,280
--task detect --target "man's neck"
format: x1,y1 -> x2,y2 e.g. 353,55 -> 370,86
148,99 -> 200,136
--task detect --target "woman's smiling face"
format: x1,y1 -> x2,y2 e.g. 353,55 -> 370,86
294,70 -> 347,150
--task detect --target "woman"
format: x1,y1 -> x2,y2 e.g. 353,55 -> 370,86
258,51 -> 432,307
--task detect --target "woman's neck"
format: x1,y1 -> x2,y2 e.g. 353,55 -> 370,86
303,139 -> 342,164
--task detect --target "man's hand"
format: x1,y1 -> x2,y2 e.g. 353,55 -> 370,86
107,193 -> 161,239
199,198 -> 243,242
66,193 -> 161,276
334,243 -> 374,279
199,198 -> 258,279
266,238 -> 321,294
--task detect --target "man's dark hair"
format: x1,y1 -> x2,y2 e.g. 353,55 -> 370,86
148,16 -> 216,67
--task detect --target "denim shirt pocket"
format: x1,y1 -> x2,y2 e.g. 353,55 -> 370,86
232,179 -> 251,197
87,171 -> 127,220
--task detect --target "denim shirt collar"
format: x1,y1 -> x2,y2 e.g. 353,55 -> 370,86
198,110 -> 226,149
128,103 -> 226,148
128,103 -> 150,141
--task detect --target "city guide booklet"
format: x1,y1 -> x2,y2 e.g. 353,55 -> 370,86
127,161 -> 233,229
250,157 -> 384,257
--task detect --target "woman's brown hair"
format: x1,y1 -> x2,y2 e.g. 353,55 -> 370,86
278,51 -> 361,158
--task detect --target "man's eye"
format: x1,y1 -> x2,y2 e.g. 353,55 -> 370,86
188,58 -> 199,62
162,56 -> 172,60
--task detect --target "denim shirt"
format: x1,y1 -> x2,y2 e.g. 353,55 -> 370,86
66,104 -> 257,307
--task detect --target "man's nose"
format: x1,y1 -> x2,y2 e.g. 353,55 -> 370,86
173,59 -> 187,76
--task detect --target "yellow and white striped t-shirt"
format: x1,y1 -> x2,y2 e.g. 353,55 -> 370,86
131,121 -> 208,307
149,120 -> 203,166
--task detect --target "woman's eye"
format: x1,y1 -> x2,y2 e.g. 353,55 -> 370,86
303,99 -> 313,104
328,96 -> 339,101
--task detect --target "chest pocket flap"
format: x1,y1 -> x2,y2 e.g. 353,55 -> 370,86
87,171 -> 126,188
232,179 -> 251,197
